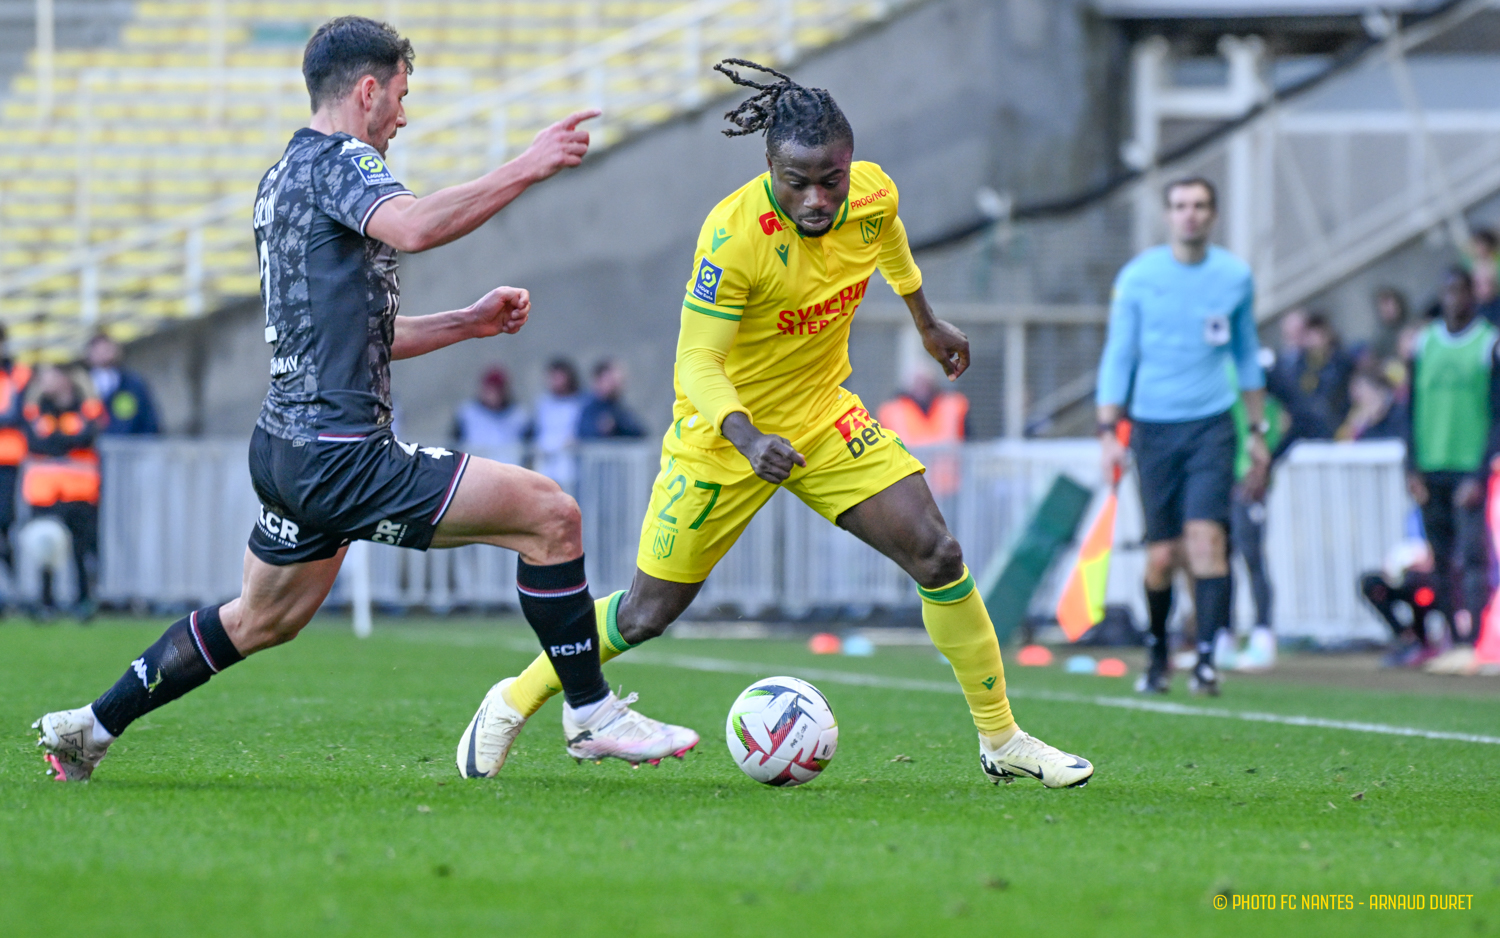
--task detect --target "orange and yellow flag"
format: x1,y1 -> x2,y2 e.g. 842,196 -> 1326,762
1056,422 -> 1130,642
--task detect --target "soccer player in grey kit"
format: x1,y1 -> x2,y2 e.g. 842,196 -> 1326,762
1096,177 -> 1269,696
34,16 -> 697,781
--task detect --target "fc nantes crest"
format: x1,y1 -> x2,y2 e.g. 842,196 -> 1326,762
859,215 -> 883,245
652,525 -> 676,560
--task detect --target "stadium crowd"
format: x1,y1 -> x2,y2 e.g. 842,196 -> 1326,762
451,356 -> 647,490
1252,231 -> 1500,673
0,330 -> 160,620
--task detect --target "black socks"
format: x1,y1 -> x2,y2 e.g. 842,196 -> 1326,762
92,605 -> 243,737
1194,575 -> 1232,666
516,556 -> 610,708
1145,586 -> 1173,666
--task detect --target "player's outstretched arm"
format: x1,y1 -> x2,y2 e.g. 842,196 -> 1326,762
901,286 -> 969,379
366,109 -> 600,253
391,286 -> 530,360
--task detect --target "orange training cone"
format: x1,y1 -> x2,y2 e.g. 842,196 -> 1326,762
1056,422 -> 1130,642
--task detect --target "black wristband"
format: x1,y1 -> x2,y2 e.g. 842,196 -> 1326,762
1096,421 -> 1119,438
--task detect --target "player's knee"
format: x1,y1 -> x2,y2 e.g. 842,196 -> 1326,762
535,489 -> 583,560
620,599 -> 677,642
914,534 -> 964,590
235,606 -> 305,652
1183,525 -> 1227,576
1145,542 -> 1176,580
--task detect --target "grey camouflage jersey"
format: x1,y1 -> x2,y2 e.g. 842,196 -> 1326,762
253,128 -> 413,441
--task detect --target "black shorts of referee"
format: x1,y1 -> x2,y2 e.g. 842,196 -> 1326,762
1130,410 -> 1236,543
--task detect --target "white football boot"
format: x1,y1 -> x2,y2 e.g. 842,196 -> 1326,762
979,729 -> 1094,789
34,706 -> 114,782
564,689 -> 699,766
457,677 -> 529,779
1212,629 -> 1239,670
1233,626 -> 1277,672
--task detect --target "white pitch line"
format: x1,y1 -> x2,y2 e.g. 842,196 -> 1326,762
609,649 -> 1500,746
395,632 -> 1500,746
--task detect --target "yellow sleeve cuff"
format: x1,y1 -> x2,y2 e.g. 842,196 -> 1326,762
712,404 -> 752,433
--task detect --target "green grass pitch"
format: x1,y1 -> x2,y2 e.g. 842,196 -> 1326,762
2,616 -> 1496,937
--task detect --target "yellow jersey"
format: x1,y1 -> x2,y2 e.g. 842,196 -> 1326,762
671,160 -> 923,450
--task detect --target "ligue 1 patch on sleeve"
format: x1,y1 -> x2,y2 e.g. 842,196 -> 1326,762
351,153 -> 395,186
692,257 -> 724,305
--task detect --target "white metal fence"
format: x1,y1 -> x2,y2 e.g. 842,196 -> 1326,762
98,436 -> 1410,643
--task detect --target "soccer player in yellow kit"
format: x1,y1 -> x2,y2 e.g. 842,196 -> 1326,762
458,59 -> 1093,788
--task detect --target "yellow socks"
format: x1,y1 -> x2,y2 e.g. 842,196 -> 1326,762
506,591 -> 634,717
918,567 -> 1016,738
505,575 -> 1015,740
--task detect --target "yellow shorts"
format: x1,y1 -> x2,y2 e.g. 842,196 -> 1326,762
636,389 -> 926,583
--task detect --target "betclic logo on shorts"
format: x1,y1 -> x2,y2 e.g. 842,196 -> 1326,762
835,405 -> 887,459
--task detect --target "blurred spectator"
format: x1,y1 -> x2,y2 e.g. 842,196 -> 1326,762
1226,388 -> 1285,672
532,358 -> 585,490
1277,306 -> 1308,350
1359,539 -> 1442,668
1267,310 -> 1351,448
1392,322 -> 1425,404
1336,367 -> 1407,441
577,358 -> 645,440
1405,267 -> 1499,645
1263,308 -> 1306,429
877,363 -> 968,495
1365,287 -> 1409,364
877,364 -> 969,444
86,333 -> 159,435
452,365 -> 528,462
1467,228 -> 1500,323
0,323 -> 31,574
20,364 -> 105,616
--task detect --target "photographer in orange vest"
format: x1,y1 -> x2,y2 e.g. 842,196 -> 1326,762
22,364 -> 106,613
0,323 -> 33,573
877,363 -> 970,495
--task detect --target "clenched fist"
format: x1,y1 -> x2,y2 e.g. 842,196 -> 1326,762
468,286 -> 530,338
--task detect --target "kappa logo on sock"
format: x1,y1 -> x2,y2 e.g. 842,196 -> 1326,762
131,657 -> 148,689
982,676 -> 997,690
549,638 -> 593,657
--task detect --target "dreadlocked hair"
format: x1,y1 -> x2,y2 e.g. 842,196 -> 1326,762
714,58 -> 853,153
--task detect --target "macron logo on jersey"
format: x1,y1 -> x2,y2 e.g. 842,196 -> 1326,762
692,257 -> 724,305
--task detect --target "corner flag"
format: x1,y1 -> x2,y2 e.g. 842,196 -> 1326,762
1055,422 -> 1130,642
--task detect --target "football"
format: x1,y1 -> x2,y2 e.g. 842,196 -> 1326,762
725,676 -> 838,786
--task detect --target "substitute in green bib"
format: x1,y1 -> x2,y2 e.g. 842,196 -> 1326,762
1406,267 -> 1500,646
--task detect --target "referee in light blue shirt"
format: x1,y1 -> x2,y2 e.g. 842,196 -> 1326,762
1096,177 -> 1269,697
